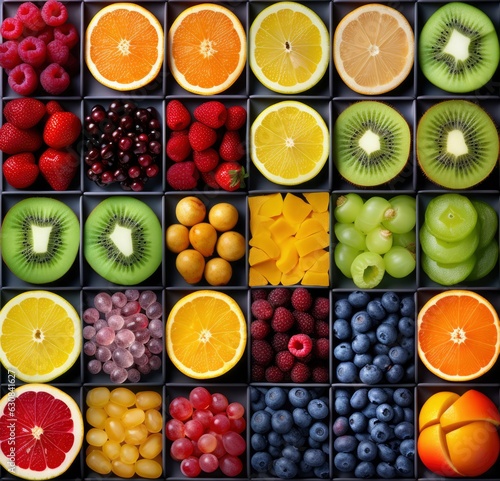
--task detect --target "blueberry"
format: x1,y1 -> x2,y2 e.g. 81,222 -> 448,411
389,345 -> 410,365
348,411 -> 368,433
359,364 -> 383,384
333,318 -> 351,340
309,421 -> 329,442
307,436 -> 322,449
352,333 -> 371,353
299,459 -> 313,475
251,396 -> 266,411
368,387 -> 390,404
355,432 -> 371,442
395,454 -> 413,477
376,322 -> 398,345
366,330 -> 377,344
322,441 -> 330,454
334,452 -> 357,473
251,409 -> 272,434
398,316 -> 415,337
350,388 -> 369,409
392,404 -> 404,424
347,290 -> 370,308
366,298 -> 386,320
251,451 -> 273,473
303,448 -> 326,467
288,387 -> 312,408
373,342 -> 390,355
307,398 -> 329,420
333,434 -> 358,453
400,438 -> 415,459
265,387 -> 288,409
376,461 -> 396,479
273,456 -> 298,479
335,298 -> 353,319
313,461 -> 330,479
271,409 -> 294,434
250,386 -> 261,402
383,312 -> 400,327
351,311 -> 373,333
334,342 -> 354,361
373,353 -> 391,371
393,387 -> 413,407
357,439 -> 378,462
281,445 -> 301,463
335,388 -> 351,399
385,363 -> 404,383
367,417 -> 381,433
361,402 -> 377,419
292,407 -> 312,428
377,443 -> 397,463
265,406 -> 275,415
335,396 -> 352,416
399,335 -> 415,352
336,361 -> 358,382
251,432 -> 268,451
405,363 -> 416,382
403,407 -> 414,423
268,430 -> 284,447
370,422 -> 392,443
354,352 -> 373,368
399,296 -> 415,317
268,444 -> 281,458
394,421 -> 414,440
354,461 -> 376,478
376,403 -> 394,422
381,291 -> 400,313
282,426 -> 306,447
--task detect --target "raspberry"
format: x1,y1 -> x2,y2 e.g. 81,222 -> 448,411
265,365 -> 285,383
311,366 -> 329,383
193,101 -> 227,129
311,296 -> 330,320
275,351 -> 295,372
271,332 -> 290,352
271,307 -> 294,333
268,287 -> 291,307
313,338 -> 330,360
166,133 -> 192,162
293,311 -> 315,335
251,299 -> 273,321
315,320 -> 329,338
46,39 -> 69,65
288,334 -> 313,358
188,121 -> 217,151
166,100 -> 191,131
37,25 -> 55,45
251,364 -> 265,382
250,320 -> 270,341
16,2 -> 45,31
53,23 -> 79,49
41,0 -> 68,27
39,63 -> 70,95
8,63 -> 38,96
1,17 -> 24,40
0,41 -> 22,70
251,289 -> 268,301
224,105 -> 247,131
251,340 -> 273,366
291,287 -> 313,312
290,362 -> 311,383
18,36 -> 47,67
193,148 -> 219,173
199,170 -> 218,189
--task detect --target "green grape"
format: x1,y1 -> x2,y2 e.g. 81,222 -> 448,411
350,251 -> 385,289
471,199 -> 498,249
390,194 -> 416,210
383,246 -> 416,278
334,242 -> 362,278
393,230 -> 416,253
334,193 -> 364,224
422,252 -> 476,286
466,238 -> 499,281
354,196 -> 391,234
334,222 -> 366,251
382,195 -> 416,234
365,225 -> 393,254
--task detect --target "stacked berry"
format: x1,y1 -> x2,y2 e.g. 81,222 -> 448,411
333,291 -> 415,384
250,287 -> 330,383
333,387 -> 414,478
250,386 -> 330,479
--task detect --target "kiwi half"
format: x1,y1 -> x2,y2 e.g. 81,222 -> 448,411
419,2 -> 500,93
84,196 -> 162,285
333,101 -> 411,187
0,197 -> 79,284
416,100 -> 499,189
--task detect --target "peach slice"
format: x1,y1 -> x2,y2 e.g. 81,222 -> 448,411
419,391 -> 460,431
303,192 -> 330,213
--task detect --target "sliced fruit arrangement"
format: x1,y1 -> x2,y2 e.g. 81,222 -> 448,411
83,196 -> 162,285
333,3 -> 414,95
333,101 -> 411,187
249,192 -> 330,286
0,384 -> 84,480
417,100 -> 499,189
418,290 -> 500,381
1,197 -> 80,284
420,194 -> 498,285
249,1 -> 329,94
419,2 -> 500,93
418,390 -> 500,476
334,194 -> 416,289
168,3 -> 246,95
85,2 -> 164,91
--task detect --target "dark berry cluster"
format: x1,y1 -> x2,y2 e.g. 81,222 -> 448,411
334,291 -> 415,384
333,387 -> 414,478
250,386 -> 329,479
250,287 -> 329,383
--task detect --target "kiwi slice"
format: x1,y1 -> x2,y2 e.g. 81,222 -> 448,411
417,100 -> 499,189
471,199 -> 498,249
422,251 -> 476,286
467,238 -> 499,281
84,196 -> 162,285
333,101 -> 411,187
419,2 -> 500,93
0,197 -> 79,284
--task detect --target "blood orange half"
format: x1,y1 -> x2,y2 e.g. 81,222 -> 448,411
0,384 -> 83,480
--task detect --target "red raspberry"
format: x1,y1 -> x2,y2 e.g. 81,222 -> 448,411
199,170 -> 219,189
40,63 -> 70,95
16,2 -> 45,31
265,366 -> 285,383
193,148 -> 219,173
166,133 -> 191,162
18,36 -> 47,67
193,101 -> 227,129
41,0 -> 68,27
268,288 -> 291,308
0,41 -> 22,70
288,334 -> 313,358
271,307 -> 294,333
224,105 -> 247,131
251,340 -> 273,366
311,296 -> 330,320
293,311 -> 315,335
275,351 -> 295,372
188,122 -> 217,151
166,100 -> 191,131
315,320 -> 329,338
251,299 -> 273,321
290,362 -> 311,383
46,39 -> 69,65
53,23 -> 79,49
1,18 -> 24,40
271,332 -> 290,352
219,130 -> 244,162
311,366 -> 329,383
251,364 -> 265,382
250,320 -> 270,341
166,161 -> 199,190
63,52 -> 79,75
251,289 -> 268,301
313,338 -> 330,360
8,64 -> 38,96
37,25 -> 55,44
291,287 -> 313,312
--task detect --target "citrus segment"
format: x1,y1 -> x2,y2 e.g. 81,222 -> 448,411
168,3 -> 246,95
85,3 -> 164,91
333,3 -> 414,95
418,391 -> 460,431
0,291 -> 81,383
166,290 -> 247,379
250,101 -> 329,185
418,290 -> 500,381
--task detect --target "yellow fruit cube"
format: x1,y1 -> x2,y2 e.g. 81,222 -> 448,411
310,250 -> 330,272
249,232 -> 280,259
249,247 -> 270,266
248,194 -> 271,214
252,259 -> 282,285
302,270 -> 329,286
269,216 -> 298,243
311,211 -> 330,232
259,193 -> 284,217
295,230 -> 330,257
281,264 -> 305,286
249,267 -> 268,286
282,193 -> 312,225
276,238 -> 299,274
298,252 -> 317,271
303,192 -> 330,213
250,214 -> 274,236
295,218 -> 325,239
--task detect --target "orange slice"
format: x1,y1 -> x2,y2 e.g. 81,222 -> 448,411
168,3 -> 247,95
333,3 -> 414,95
166,290 -> 247,379
417,290 -> 500,381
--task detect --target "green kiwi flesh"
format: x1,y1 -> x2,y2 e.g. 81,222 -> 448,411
84,196 -> 162,285
471,199 -> 498,249
466,238 -> 498,281
0,197 -> 79,284
417,100 -> 499,189
419,2 -> 500,93
333,101 -> 411,187
422,251 -> 476,286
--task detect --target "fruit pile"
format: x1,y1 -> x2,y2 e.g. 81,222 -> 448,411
165,100 -> 247,191
83,290 -> 163,383
333,387 -> 414,478
166,387 -> 246,478
334,291 -> 415,384
334,194 -> 416,288
0,0 -> 79,95
250,386 -> 330,479
1,98 -> 80,190
250,287 -> 330,383
85,387 -> 163,478
421,193 -> 498,285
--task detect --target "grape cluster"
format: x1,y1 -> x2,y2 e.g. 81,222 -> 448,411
83,290 -> 163,383
334,194 -> 416,288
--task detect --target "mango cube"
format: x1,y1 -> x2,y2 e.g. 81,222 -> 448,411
303,192 -> 330,212
259,193 -> 283,217
269,216 -> 297,243
302,270 -> 329,286
249,247 -> 270,266
282,193 -> 312,225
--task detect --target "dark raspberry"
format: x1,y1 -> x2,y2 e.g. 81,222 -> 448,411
291,287 -> 313,311
251,364 -> 265,382
288,334 -> 313,358
39,62 -> 70,95
251,340 -> 273,366
313,338 -> 330,360
1,17 -> 24,40
63,52 -> 79,75
46,39 -> 69,65
18,36 -> 47,67
290,362 -> 311,383
0,41 -> 21,70
41,0 -> 68,27
293,311 -> 315,335
271,307 -> 294,333
271,332 -> 290,353
16,2 -> 45,31
265,365 -> 285,383
311,366 -> 329,383
251,299 -> 273,321
37,25 -> 55,44
275,351 -> 295,372
267,287 -> 291,307
315,320 -> 329,338
311,296 -> 330,320
251,288 -> 268,301
250,320 -> 270,341
8,63 -> 38,96
53,22 -> 79,49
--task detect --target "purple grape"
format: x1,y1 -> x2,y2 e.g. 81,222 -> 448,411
103,360 -> 117,374
88,359 -> 102,374
139,290 -> 157,310
111,291 -> 127,308
94,319 -> 108,331
110,366 -> 128,383
149,355 -> 161,370
83,307 -> 100,324
135,329 -> 151,344
105,308 -> 121,320
124,313 -> 148,331
115,329 -> 135,348
84,341 -> 97,356
125,289 -> 140,301
127,368 -> 141,383
95,346 -> 112,362
121,300 -> 141,316
95,327 -> 115,346
94,292 -> 113,313
145,301 -> 162,320
129,341 -> 145,359
83,326 -> 96,340
137,363 -> 152,375
148,319 -> 163,338
112,347 -> 134,368
147,338 -> 163,355
134,354 -> 149,366
108,314 -> 125,331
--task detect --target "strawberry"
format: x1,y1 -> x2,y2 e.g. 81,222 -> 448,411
200,169 -> 219,189
188,121 -> 217,151
214,162 -> 246,191
219,130 -> 244,162
3,98 -> 46,129
193,101 -> 227,129
2,152 -> 39,188
166,133 -> 192,162
0,123 -> 42,154
193,148 -> 219,172
225,105 -> 247,131
166,100 -> 191,131
166,161 -> 199,190
43,111 -> 81,149
39,147 -> 79,190
45,100 -> 65,115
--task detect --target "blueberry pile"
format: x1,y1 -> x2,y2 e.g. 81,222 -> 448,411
333,387 -> 415,478
334,291 -> 415,384
250,386 -> 329,479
